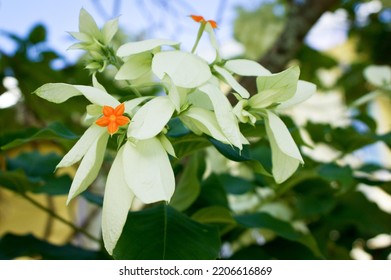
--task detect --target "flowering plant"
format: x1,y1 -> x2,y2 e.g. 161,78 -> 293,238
33,9 -> 316,257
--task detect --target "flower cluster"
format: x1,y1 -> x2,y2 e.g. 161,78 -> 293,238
34,10 -> 316,254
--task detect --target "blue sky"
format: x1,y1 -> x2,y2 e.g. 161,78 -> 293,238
0,0 -> 263,62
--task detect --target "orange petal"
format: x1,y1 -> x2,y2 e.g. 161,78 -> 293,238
95,116 -> 110,127
207,20 -> 218,29
190,15 -> 205,23
116,115 -> 130,126
114,103 -> 125,116
103,105 -> 114,116
108,122 -> 118,135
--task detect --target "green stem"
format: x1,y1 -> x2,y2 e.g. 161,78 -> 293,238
191,23 -> 206,53
20,193 -> 100,243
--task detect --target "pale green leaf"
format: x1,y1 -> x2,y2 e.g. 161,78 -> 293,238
115,53 -> 152,80
213,65 -> 250,98
57,125 -> 106,168
34,83 -> 82,103
79,8 -> 100,39
68,31 -> 92,43
127,96 -> 175,140
117,39 -> 179,57
180,107 -> 229,143
199,83 -> 243,149
224,59 -> 271,76
158,134 -> 176,158
73,85 -> 119,107
102,146 -> 134,255
122,139 -> 175,203
265,111 -> 303,183
152,50 -> 212,88
102,17 -> 119,44
66,133 -> 109,204
251,66 -> 300,108
277,80 -> 316,110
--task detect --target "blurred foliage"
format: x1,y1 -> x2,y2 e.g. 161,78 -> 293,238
1,0 -> 391,260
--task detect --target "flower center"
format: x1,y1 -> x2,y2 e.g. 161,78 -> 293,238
95,103 -> 130,135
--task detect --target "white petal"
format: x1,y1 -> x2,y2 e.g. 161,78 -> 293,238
57,125 -> 106,168
73,85 -> 119,107
224,59 -> 271,76
180,107 -> 229,143
123,139 -> 175,203
152,50 -> 212,88
102,146 -> 134,255
213,65 -> 250,98
265,111 -> 303,183
364,65 -> 391,87
199,83 -> 243,149
277,80 -> 316,110
34,83 -> 82,103
115,53 -> 152,80
117,39 -> 179,57
66,133 -> 109,204
127,96 -> 175,140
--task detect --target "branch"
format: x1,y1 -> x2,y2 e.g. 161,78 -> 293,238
238,0 -> 340,96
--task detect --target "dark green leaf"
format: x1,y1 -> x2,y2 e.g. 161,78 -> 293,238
235,212 -> 322,257
318,163 -> 355,194
113,204 -> 220,260
0,233 -> 106,260
28,24 -> 47,44
219,173 -> 256,194
170,153 -> 204,211
192,206 -> 237,225
1,122 -> 78,150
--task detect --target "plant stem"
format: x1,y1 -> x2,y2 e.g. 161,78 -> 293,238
20,193 -> 100,243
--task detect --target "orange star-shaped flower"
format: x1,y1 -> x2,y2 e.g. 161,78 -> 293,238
95,103 -> 130,135
190,15 -> 218,29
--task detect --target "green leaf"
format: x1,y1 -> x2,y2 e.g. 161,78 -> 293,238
219,174 -> 256,194
113,204 -> 220,259
1,122 -> 78,150
170,153 -> 204,211
192,206 -> 237,225
194,173 -> 229,209
171,134 -> 210,158
7,151 -> 61,177
318,163 -> 355,194
0,234 -> 105,260
235,212 -> 323,258
28,24 -> 47,44
209,138 -> 271,177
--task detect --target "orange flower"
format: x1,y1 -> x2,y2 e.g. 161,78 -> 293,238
95,103 -> 130,135
190,14 -> 218,29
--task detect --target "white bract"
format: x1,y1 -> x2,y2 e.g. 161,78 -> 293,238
33,9 -> 318,255
233,66 -> 316,183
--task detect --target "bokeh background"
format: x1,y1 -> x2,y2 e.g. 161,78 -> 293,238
0,0 -> 390,260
